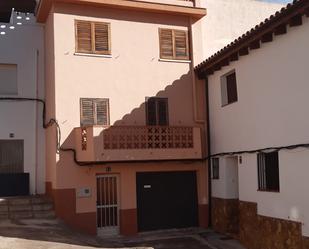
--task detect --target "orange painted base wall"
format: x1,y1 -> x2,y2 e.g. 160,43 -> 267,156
45,160 -> 209,236
198,204 -> 209,229
46,181 -> 209,236
46,182 -> 96,235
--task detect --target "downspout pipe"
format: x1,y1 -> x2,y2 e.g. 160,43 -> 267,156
205,76 -> 212,227
189,17 -> 205,124
35,49 -> 40,195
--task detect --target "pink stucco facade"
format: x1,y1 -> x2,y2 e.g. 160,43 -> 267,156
43,0 -> 208,235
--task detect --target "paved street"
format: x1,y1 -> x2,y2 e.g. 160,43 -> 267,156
0,219 -> 245,249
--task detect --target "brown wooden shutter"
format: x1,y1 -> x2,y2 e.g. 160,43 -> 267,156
95,99 -> 109,125
80,98 -> 95,126
94,22 -> 111,54
159,29 -> 174,59
157,99 -> 168,126
146,98 -> 157,126
159,28 -> 189,60
174,30 -> 189,60
0,140 -> 23,173
264,152 -> 279,191
226,72 -> 238,104
76,21 -> 92,53
146,98 -> 168,126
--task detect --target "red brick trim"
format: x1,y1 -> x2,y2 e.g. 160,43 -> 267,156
120,209 -> 138,236
53,187 -> 96,235
45,181 -> 54,199
198,204 -> 209,228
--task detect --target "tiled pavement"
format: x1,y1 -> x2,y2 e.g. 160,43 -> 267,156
0,218 -> 246,249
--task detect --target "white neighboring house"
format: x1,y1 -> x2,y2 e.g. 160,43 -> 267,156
0,11 -> 45,195
200,0 -> 285,61
196,0 -> 309,248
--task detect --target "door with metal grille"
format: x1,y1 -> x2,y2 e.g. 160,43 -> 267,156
0,140 -> 29,197
96,175 -> 119,236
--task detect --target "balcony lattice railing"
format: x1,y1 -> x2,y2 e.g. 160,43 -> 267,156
102,126 -> 194,150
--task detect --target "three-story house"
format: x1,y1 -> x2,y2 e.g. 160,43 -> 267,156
37,0 -> 208,236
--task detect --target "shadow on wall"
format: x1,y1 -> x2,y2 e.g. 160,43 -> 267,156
50,71 -> 198,233
58,70 -> 198,150
113,72 -> 194,126
56,70 -> 206,165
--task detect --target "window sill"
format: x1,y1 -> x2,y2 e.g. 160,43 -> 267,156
159,58 -> 191,64
221,100 -> 238,107
81,125 -> 110,128
257,189 -> 280,193
0,93 -> 19,97
74,53 -> 112,58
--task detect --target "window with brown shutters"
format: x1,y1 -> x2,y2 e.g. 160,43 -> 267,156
146,97 -> 169,126
75,20 -> 111,55
212,158 -> 219,180
159,28 -> 189,60
0,140 -> 24,174
80,98 -> 109,126
226,72 -> 238,104
221,70 -> 238,106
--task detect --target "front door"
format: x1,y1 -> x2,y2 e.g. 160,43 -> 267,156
0,140 -> 29,197
96,175 -> 119,236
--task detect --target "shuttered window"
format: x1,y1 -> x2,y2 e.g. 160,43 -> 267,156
75,20 -> 111,55
159,28 -> 189,60
212,158 -> 219,179
80,98 -> 109,126
221,70 -> 238,106
146,97 -> 169,126
0,140 -> 24,174
226,72 -> 238,104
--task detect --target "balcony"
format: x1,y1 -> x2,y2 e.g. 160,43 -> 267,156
133,0 -> 195,8
73,126 -> 202,162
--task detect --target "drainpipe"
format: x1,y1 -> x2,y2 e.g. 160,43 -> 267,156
205,77 -> 212,227
188,17 -> 211,227
35,49 -> 40,195
189,17 -> 205,124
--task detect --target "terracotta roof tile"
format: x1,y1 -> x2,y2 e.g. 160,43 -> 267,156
195,0 -> 309,78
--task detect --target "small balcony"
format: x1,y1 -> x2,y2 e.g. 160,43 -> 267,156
73,126 -> 202,162
133,0 -> 195,8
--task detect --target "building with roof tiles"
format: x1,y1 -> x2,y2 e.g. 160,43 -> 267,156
196,0 -> 309,248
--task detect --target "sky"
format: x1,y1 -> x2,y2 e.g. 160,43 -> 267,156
260,0 -> 293,3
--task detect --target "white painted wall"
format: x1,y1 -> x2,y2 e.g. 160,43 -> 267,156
199,0 -> 284,62
238,151 -> 309,236
212,156 -> 239,199
0,12 -> 45,194
208,16 -> 309,236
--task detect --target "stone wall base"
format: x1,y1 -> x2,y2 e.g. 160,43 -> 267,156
239,200 -> 306,249
303,236 -> 309,249
211,197 -> 239,235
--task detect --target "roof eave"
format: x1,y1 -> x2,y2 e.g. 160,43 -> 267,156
36,0 -> 207,23
195,0 -> 309,79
